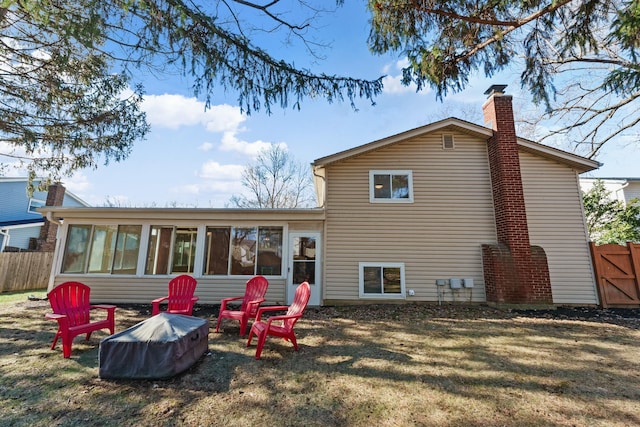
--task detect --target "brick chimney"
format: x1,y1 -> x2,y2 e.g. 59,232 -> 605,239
481,85 -> 553,305
36,182 -> 65,252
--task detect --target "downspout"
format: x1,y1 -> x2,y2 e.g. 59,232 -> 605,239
45,211 -> 62,225
312,166 -> 327,208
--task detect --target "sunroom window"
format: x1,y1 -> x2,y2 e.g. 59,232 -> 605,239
62,224 -> 142,274
359,262 -> 405,299
203,226 -> 283,276
145,226 -> 197,275
370,170 -> 413,203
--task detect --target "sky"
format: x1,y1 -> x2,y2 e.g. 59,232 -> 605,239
9,2 -> 640,207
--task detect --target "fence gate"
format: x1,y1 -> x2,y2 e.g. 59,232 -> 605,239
589,242 -> 640,308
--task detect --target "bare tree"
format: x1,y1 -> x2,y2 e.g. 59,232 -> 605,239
229,145 -> 314,208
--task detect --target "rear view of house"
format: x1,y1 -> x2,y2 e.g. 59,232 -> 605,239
41,86 -> 601,306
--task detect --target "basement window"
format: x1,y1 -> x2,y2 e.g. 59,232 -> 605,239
359,262 -> 406,299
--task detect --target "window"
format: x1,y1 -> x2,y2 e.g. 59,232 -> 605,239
28,198 -> 46,214
359,262 -> 405,299
62,225 -> 142,274
256,227 -> 283,276
203,227 -> 231,275
61,225 -> 91,273
203,226 -> 283,276
369,170 -> 413,203
145,226 -> 197,275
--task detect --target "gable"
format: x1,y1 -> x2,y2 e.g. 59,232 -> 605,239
312,117 -> 599,172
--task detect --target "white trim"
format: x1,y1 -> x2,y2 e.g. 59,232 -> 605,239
288,231 -> 321,305
369,170 -> 414,203
359,262 -> 406,299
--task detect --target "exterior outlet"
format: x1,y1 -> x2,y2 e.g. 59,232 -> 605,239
408,289 -> 415,296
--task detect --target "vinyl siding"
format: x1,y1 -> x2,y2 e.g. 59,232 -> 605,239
323,130 -> 496,302
53,276 -> 288,306
520,151 -> 598,304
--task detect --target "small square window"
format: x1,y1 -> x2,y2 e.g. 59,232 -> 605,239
359,262 -> 406,299
369,170 -> 413,203
28,198 -> 46,214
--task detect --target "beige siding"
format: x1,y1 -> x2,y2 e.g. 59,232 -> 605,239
324,130 -> 496,302
52,276 -> 288,306
520,151 -> 598,304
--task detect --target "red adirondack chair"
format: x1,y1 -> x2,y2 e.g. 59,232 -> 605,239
246,281 -> 311,359
45,281 -> 117,358
152,275 -> 199,316
215,275 -> 269,336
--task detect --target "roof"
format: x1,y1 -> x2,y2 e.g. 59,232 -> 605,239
38,207 -> 326,223
312,117 -> 600,173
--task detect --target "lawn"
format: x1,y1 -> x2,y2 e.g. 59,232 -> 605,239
1,291 -> 639,427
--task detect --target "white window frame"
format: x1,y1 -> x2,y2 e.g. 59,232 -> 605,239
369,170 -> 414,203
359,262 -> 406,299
27,198 -> 46,214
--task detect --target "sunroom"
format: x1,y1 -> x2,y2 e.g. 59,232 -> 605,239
41,207 -> 325,306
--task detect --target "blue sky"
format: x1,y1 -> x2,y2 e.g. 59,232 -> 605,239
17,2 -> 640,206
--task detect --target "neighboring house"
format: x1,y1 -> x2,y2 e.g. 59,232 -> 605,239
41,86 -> 601,307
580,178 -> 640,206
0,178 -> 89,252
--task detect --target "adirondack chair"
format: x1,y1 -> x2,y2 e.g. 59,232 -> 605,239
215,275 -> 269,336
246,281 -> 311,359
152,275 -> 199,316
45,281 -> 117,358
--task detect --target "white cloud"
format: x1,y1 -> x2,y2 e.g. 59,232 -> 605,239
142,94 -> 246,133
172,161 -> 246,206
382,75 -> 415,95
197,161 -> 245,180
380,58 -> 427,96
219,131 -> 280,158
64,172 -> 91,194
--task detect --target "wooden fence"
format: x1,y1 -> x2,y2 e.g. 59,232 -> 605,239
589,242 -> 640,308
0,252 -> 53,293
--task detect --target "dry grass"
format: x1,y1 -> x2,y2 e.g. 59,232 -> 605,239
1,292 -> 640,427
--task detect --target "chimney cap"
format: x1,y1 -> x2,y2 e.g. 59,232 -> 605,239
484,84 -> 508,96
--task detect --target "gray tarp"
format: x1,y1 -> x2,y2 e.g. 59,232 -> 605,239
99,313 -> 209,379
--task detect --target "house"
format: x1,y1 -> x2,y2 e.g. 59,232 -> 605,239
580,178 -> 640,206
40,86 -> 601,307
0,179 -> 89,252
